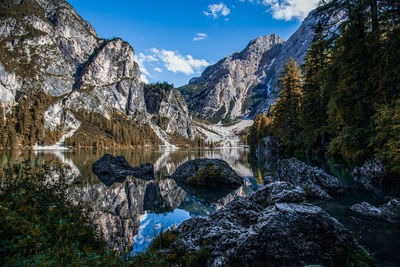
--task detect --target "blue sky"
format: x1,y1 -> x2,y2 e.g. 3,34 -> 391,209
67,0 -> 318,87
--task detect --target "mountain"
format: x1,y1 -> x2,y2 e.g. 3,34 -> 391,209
180,34 -> 284,123
252,10 -> 319,115
182,11 -> 319,121
0,0 -> 195,148
143,83 -> 196,146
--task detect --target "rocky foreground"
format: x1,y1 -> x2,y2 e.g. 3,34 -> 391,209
162,182 -> 371,266
91,154 -> 374,266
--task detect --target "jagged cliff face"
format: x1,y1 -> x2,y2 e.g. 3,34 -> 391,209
186,12 -> 319,120
0,0 -> 144,115
0,0 -> 99,100
252,10 -> 318,115
144,85 -> 194,139
64,38 -> 146,118
0,0 -> 194,146
186,34 -> 284,122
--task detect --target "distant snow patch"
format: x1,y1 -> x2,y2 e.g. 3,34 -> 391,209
195,119 -> 253,147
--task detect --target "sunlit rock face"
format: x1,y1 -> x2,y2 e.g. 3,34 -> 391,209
144,86 -> 195,139
0,0 -> 194,145
188,34 -> 284,121
67,177 -> 186,251
186,11 -> 323,120
0,0 -> 99,100
0,0 -> 143,116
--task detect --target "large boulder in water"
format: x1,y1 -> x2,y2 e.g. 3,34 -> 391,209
350,199 -> 400,225
276,158 -> 344,200
169,158 -> 243,188
352,158 -> 387,190
92,154 -> 154,186
257,136 -> 281,169
173,198 -> 370,266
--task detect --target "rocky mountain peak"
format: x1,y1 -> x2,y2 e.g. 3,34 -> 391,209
183,33 -> 284,122
182,11 -> 321,121
78,38 -> 140,88
0,0 -> 198,148
241,34 -> 284,58
144,83 -> 195,140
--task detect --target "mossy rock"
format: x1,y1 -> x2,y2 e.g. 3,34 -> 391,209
170,158 -> 243,188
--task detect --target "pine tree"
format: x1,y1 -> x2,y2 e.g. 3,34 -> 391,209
270,58 -> 303,153
299,22 -> 330,153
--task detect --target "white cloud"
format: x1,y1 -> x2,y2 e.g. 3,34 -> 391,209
204,3 -> 231,19
193,33 -> 208,41
136,49 -> 210,78
241,0 -> 318,21
150,48 -> 210,75
135,53 -> 159,83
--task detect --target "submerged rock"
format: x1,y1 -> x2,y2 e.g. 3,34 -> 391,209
174,198 -> 368,266
169,158 -> 243,188
276,158 -> 344,200
257,136 -> 281,169
350,199 -> 400,225
352,158 -> 387,190
92,154 -> 154,186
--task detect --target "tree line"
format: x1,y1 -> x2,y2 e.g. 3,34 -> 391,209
249,0 -> 400,174
0,92 -> 61,149
0,91 -> 163,149
64,110 -> 162,149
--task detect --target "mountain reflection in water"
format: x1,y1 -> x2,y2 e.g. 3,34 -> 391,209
0,148 -> 264,253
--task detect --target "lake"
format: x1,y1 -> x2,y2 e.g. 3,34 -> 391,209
0,148 -> 399,265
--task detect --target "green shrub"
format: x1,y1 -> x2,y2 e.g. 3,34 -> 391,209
0,161 -> 123,266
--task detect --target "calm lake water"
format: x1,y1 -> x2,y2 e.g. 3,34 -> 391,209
1,148 -> 399,265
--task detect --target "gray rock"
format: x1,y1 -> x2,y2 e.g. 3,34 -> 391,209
250,181 -> 306,206
0,0 -> 99,101
184,9 -> 344,120
144,84 -> 195,139
185,11 -> 321,120
169,158 -> 243,188
187,34 -> 284,121
257,136 -> 281,169
350,202 -> 383,217
92,154 -> 154,186
380,199 -> 400,224
263,175 -> 277,184
276,158 -> 344,200
92,154 -> 133,177
352,158 -> 387,190
0,0 -> 196,147
351,199 -> 400,225
174,198 -> 367,266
